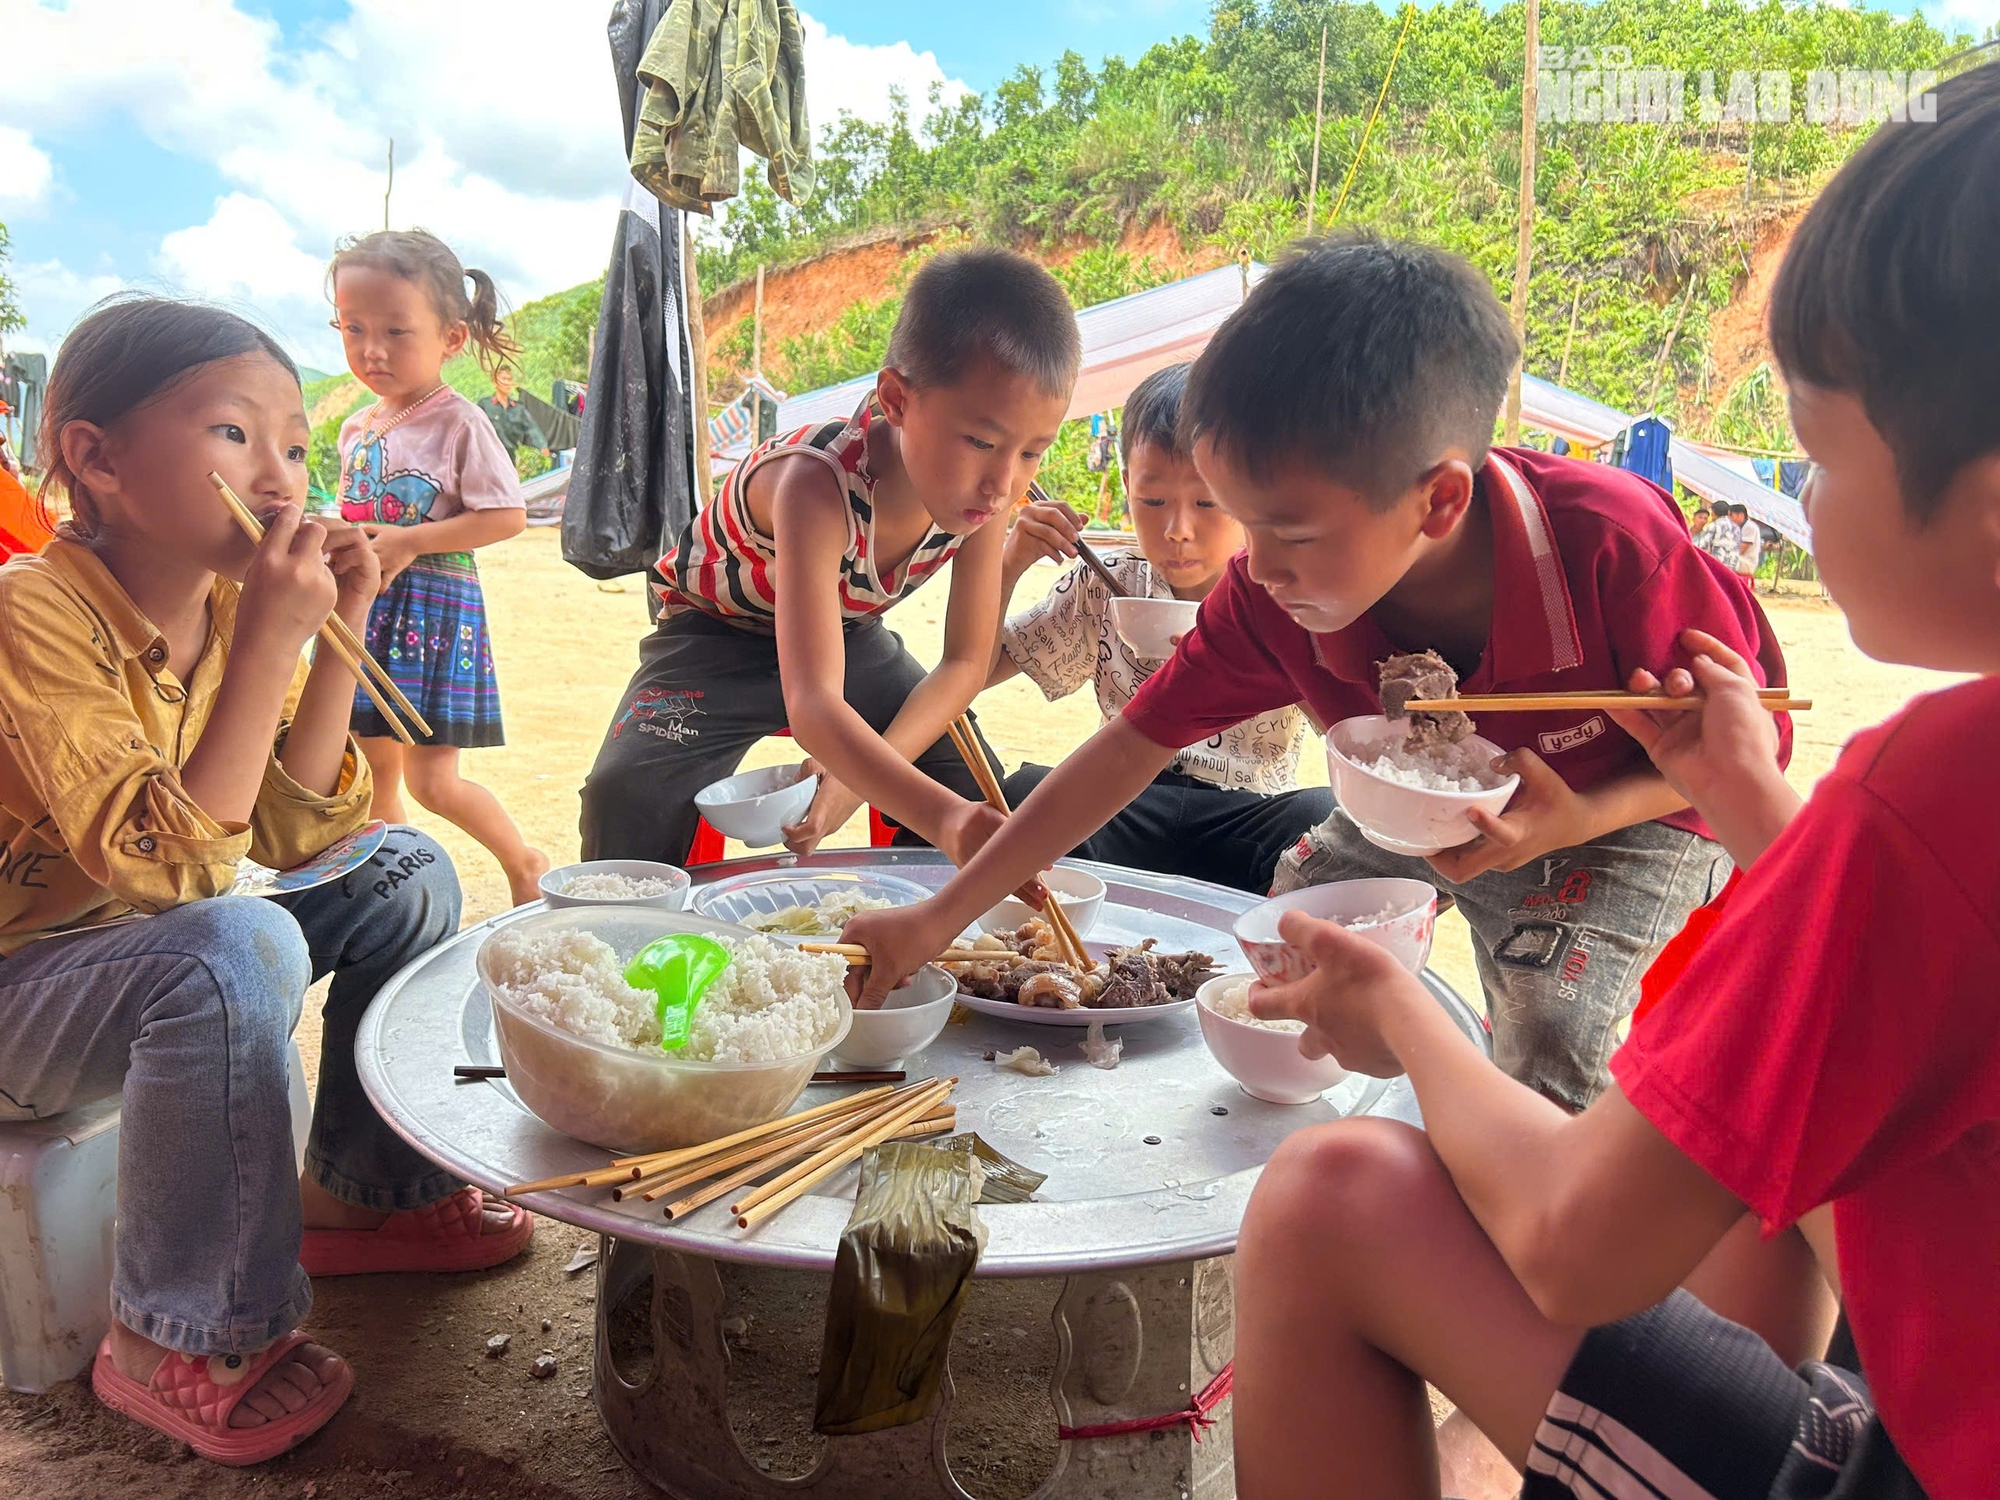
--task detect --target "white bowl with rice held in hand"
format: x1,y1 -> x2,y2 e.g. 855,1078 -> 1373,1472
1232,878 -> 1438,986
1195,972 -> 1349,1104
539,859 -> 692,911
477,907 -> 852,1153
1326,714 -> 1520,856
828,964 -> 958,1069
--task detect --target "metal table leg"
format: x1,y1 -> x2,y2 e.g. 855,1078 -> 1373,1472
592,1236 -> 1238,1500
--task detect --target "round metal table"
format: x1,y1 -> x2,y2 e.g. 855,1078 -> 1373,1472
357,851 -> 1487,1500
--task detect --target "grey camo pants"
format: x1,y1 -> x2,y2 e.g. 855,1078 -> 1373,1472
1272,811 -> 1732,1110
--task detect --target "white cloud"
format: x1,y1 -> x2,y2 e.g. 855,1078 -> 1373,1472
0,127 -> 54,211
797,13 -> 973,132
5,258 -> 126,354
0,2 -> 972,366
156,194 -> 329,302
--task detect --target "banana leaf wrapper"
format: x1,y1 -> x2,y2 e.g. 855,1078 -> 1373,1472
945,1132 -> 1047,1204
813,1141 -> 985,1435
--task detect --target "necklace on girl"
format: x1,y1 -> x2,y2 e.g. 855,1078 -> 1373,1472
338,383 -> 450,495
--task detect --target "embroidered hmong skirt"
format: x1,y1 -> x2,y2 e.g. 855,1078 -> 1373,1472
351,552 -> 506,747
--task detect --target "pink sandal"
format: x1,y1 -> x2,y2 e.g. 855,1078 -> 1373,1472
91,1330 -> 353,1466
299,1186 -> 533,1277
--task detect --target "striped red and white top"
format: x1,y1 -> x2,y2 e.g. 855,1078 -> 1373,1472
658,397 -> 964,628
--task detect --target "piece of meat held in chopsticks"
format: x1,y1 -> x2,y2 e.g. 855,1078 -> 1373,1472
1378,650 -> 1474,749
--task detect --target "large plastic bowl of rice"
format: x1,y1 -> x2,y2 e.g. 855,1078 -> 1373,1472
476,907 -> 853,1153
1326,715 -> 1520,855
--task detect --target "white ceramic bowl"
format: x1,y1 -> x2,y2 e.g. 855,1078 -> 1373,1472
1195,972 -> 1349,1105
1232,878 -> 1437,985
477,906 -> 851,1153
1109,596 -> 1200,661
977,864 -> 1107,938
828,965 -> 957,1069
539,859 -> 691,911
1325,715 -> 1520,855
692,763 -> 819,849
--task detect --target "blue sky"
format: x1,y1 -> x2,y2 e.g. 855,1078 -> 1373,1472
2,1 -> 1991,371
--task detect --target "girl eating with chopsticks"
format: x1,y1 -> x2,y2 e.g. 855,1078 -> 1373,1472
0,298 -> 530,1466
580,247 -> 1080,872
328,229 -> 548,906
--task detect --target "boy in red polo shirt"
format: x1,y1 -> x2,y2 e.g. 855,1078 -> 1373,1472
848,235 -> 1787,1111
1220,61 -> 2000,1499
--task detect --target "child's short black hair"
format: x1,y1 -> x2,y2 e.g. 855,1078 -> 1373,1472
1181,232 -> 1518,505
1770,60 -> 2000,522
885,247 -> 1081,400
1119,363 -> 1191,469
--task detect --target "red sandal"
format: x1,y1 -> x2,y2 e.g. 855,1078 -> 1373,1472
299,1186 -> 532,1276
91,1330 -> 352,1466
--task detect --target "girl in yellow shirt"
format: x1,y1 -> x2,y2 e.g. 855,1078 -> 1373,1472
0,299 -> 527,1464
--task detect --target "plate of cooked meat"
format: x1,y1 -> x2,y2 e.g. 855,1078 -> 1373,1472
948,915 -> 1220,1027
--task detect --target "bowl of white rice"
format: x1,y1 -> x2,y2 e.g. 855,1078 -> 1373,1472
539,859 -> 692,911
1326,715 -> 1520,855
476,907 -> 852,1152
1232,878 -> 1438,985
1195,973 -> 1348,1104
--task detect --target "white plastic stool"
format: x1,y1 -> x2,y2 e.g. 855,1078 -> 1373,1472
0,1039 -> 312,1393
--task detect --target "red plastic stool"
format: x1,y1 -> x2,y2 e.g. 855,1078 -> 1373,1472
685,730 -> 899,864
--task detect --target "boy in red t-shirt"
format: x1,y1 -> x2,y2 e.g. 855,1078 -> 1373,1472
849,237 -> 1787,1112
1218,61 -> 2000,1500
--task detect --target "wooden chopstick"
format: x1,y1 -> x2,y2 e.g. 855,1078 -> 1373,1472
1401,693 -> 1809,713
945,716 -> 1095,972
812,1069 -> 905,1084
734,1078 -> 956,1227
799,941 -> 994,965
207,474 -> 431,744
1026,481 -> 1130,597
503,1082 -> 903,1195
642,1083 -> 941,1206
661,1109 -> 954,1222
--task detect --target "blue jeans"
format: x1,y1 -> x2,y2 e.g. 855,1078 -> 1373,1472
0,827 -> 461,1355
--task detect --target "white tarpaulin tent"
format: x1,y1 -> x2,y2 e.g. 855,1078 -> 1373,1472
718,262 -> 1810,550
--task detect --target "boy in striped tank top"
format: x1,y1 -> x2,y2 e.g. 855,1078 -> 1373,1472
581,248 -> 1080,866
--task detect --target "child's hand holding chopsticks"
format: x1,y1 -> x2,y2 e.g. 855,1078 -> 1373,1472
1608,629 -> 1803,866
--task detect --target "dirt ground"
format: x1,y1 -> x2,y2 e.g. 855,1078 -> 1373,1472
0,526 -> 1961,1499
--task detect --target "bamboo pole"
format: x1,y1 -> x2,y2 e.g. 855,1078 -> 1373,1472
1647,275 -> 1701,413
1557,282 -> 1583,388
1502,0 -> 1540,446
752,264 -> 765,379
1304,25 -> 1329,238
685,226 -> 713,499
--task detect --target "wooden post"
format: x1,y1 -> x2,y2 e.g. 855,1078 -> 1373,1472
1556,281 -> 1582,387
686,227 -> 712,499
752,264 -> 765,379
1502,0 -> 1540,445
383,139 -> 395,231
1304,25 -> 1329,237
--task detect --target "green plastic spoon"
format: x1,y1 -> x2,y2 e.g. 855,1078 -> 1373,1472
624,934 -> 733,1051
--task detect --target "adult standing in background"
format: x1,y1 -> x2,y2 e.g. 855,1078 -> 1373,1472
476,366 -> 549,465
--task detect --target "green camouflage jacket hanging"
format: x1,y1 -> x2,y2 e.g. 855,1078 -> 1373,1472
631,0 -> 814,213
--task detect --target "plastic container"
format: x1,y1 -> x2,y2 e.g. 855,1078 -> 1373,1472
477,907 -> 852,1153
692,764 -> 818,849
0,1099 -> 120,1392
828,965 -> 957,1069
540,859 -> 692,912
1233,878 -> 1437,985
1325,715 -> 1519,855
978,865 -> 1107,938
1109,597 -> 1200,661
691,869 -> 934,935
1194,972 -> 1348,1105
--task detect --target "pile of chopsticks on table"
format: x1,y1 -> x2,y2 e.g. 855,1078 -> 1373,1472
501,1077 -> 957,1229
945,713 -> 1093,971
208,472 -> 434,746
